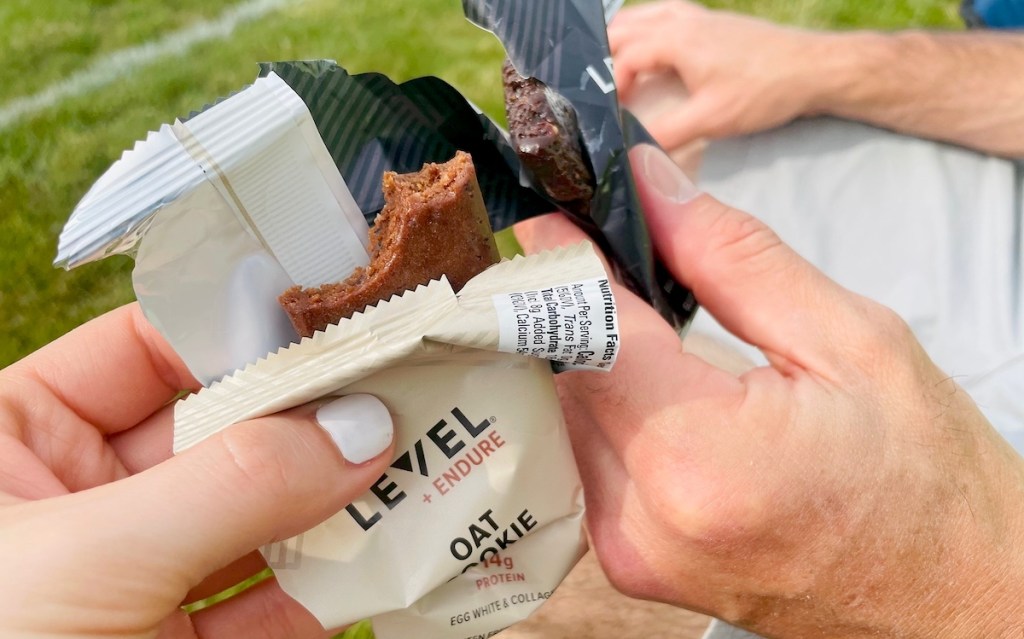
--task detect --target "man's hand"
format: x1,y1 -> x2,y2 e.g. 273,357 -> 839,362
610,1 -> 828,149
611,0 -> 1024,157
516,145 -> 1024,637
0,304 -> 395,638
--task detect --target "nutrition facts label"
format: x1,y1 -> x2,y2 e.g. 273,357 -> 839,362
492,277 -> 619,371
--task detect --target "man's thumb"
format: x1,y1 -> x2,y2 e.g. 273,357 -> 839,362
84,394 -> 394,589
630,144 -> 865,370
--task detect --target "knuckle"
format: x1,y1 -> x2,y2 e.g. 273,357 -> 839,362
649,473 -> 766,558
589,531 -> 657,600
670,501 -> 744,552
665,0 -> 695,21
0,385 -> 29,440
215,424 -> 296,499
641,1 -> 685,28
843,299 -> 919,370
866,304 -> 915,349
601,559 -> 649,600
701,205 -> 784,272
249,583 -> 302,639
585,503 -> 669,600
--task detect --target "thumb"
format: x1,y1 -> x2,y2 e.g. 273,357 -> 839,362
630,143 -> 870,373
80,394 -> 394,591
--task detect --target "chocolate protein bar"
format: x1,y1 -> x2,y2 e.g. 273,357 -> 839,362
279,151 -> 500,337
502,59 -> 594,206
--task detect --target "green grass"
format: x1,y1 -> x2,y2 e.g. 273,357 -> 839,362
0,0 -> 959,367
703,0 -> 960,28
0,0 -> 240,100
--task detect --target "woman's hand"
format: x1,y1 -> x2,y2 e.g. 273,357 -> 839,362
516,144 -> 1024,637
0,304 -> 395,638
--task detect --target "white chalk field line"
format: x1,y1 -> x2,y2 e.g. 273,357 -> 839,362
0,0 -> 302,131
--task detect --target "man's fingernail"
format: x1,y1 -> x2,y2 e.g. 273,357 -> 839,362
316,394 -> 394,464
637,143 -> 700,204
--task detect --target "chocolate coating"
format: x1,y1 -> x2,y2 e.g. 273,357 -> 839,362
502,59 -> 594,205
279,151 -> 500,337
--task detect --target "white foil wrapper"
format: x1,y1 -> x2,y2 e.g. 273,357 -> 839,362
174,243 -> 619,638
56,73 -> 370,384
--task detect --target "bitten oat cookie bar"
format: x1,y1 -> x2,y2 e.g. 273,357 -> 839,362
279,151 -> 500,337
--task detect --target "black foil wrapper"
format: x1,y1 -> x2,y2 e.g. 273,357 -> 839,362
464,0 -> 697,328
258,60 -> 552,227
259,0 -> 697,330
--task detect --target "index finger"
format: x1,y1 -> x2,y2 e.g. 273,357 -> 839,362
609,0 -> 702,40
6,303 -> 198,434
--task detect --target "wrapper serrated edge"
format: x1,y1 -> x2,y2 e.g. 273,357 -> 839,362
173,241 -> 606,453
173,278 -> 456,453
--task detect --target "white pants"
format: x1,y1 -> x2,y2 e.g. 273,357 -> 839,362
692,117 -> 1024,639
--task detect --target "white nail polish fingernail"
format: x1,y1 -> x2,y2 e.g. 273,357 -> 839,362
316,394 -> 394,464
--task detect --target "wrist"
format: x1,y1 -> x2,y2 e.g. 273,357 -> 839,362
801,30 -> 900,120
944,539 -> 1024,636
950,478 -> 1024,636
931,440 -> 1024,638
